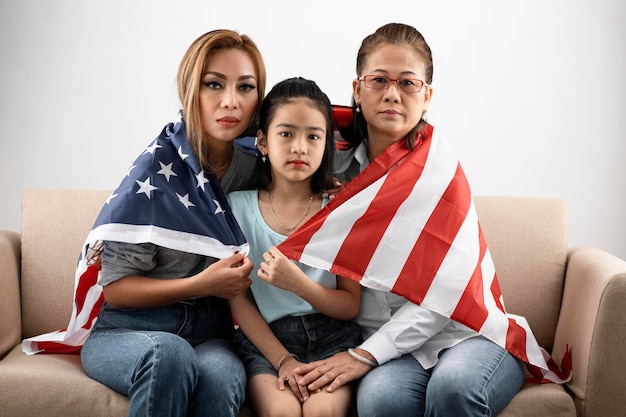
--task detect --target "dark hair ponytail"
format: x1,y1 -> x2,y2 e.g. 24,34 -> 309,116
341,23 -> 434,150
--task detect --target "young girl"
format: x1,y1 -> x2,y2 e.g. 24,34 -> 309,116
227,77 -> 361,417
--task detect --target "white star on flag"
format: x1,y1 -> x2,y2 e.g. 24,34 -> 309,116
144,141 -> 162,155
196,171 -> 210,191
176,193 -> 195,209
157,161 -> 177,182
135,177 -> 157,199
213,199 -> 224,215
178,146 -> 189,160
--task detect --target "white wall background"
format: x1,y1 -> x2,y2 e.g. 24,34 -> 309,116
1,0 -> 625,260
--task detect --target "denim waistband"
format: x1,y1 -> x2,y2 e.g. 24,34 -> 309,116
178,296 -> 227,309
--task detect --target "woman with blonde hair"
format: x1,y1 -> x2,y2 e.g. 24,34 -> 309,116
77,29 -> 266,417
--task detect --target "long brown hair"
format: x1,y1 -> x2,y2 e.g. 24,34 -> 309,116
177,29 -> 267,170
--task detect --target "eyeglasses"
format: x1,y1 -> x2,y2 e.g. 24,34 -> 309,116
358,75 -> 430,93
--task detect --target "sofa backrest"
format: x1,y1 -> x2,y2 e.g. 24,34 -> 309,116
20,189 -> 111,339
474,195 -> 568,350
19,190 -> 568,351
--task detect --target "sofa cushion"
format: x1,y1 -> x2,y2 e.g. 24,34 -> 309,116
0,343 -> 260,417
499,380 -> 576,416
0,345 -> 128,416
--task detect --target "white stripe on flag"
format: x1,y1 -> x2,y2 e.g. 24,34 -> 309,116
421,199 -> 480,315
90,223 -> 249,258
361,129 -> 459,289
477,251 -> 510,346
299,175 -> 385,271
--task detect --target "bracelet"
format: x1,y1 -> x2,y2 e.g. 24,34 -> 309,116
276,353 -> 297,370
348,348 -> 378,367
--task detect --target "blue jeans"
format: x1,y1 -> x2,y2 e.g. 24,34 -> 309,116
357,336 -> 525,417
81,298 -> 246,417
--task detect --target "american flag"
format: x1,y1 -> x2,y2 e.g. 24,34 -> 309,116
22,113 -> 248,355
278,122 -> 572,384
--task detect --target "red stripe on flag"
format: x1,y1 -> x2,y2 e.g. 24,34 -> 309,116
278,128 -> 431,265
506,317 -> 530,363
33,342 -> 82,355
393,163 -> 471,304
490,275 -> 504,312
526,353 -> 573,383
74,264 -> 100,312
332,143 -> 431,279
83,294 -> 104,331
34,263 -> 105,353
338,126 -> 432,202
331,192 -> 397,278
75,263 -> 105,331
451,230 -> 489,329
550,347 -> 573,382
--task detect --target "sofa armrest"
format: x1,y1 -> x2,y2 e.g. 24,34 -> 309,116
553,246 -> 626,417
0,231 -> 22,360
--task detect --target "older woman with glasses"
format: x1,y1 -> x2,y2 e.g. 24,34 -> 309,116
293,23 -> 526,417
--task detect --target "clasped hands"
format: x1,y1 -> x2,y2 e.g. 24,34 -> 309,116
279,350 -> 374,402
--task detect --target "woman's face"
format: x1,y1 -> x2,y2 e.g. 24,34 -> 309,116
199,48 -> 259,144
353,43 -> 433,146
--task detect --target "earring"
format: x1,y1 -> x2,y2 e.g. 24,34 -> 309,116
261,154 -> 267,163
355,105 -> 361,113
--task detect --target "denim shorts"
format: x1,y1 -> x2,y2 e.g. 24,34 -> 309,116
234,313 -> 361,378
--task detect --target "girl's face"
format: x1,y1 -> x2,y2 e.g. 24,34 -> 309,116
199,48 -> 259,144
353,43 -> 433,146
258,99 -> 327,186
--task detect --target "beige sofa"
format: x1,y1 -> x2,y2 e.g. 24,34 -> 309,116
1,189 -> 625,417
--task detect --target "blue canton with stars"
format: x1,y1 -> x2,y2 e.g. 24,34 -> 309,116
90,113 -> 248,258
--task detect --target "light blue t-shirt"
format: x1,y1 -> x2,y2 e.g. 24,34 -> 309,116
227,189 -> 336,324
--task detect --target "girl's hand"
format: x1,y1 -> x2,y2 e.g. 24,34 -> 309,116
277,355 -> 310,402
258,246 -> 304,292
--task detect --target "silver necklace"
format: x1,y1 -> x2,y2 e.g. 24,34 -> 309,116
267,192 -> 314,232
